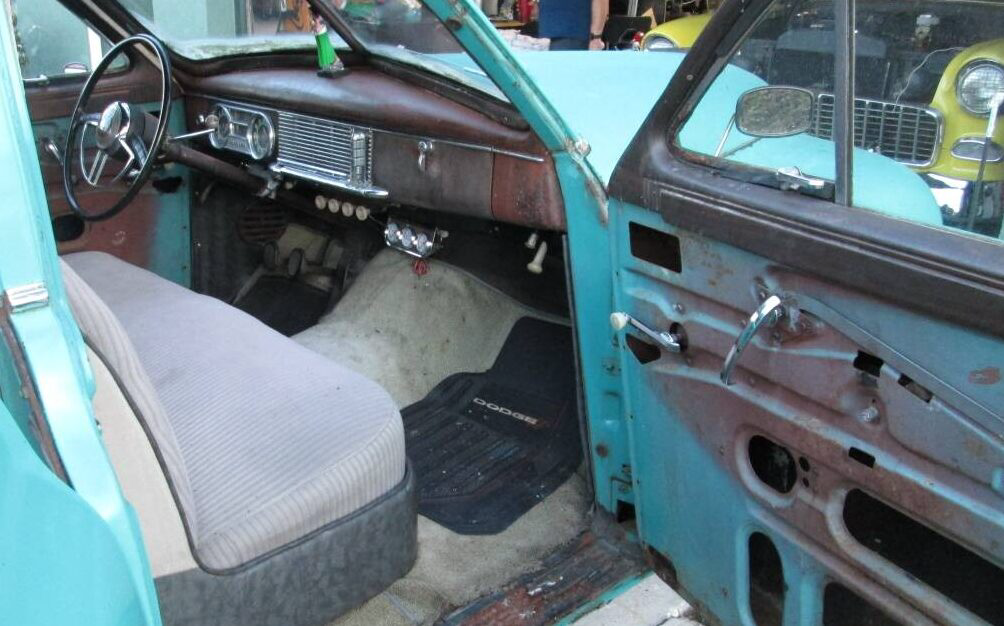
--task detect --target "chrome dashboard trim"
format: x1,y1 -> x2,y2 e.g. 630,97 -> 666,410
269,163 -> 389,198
192,95 -> 545,163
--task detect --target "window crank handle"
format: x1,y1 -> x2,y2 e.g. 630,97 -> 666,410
720,295 -> 786,386
610,312 -> 683,353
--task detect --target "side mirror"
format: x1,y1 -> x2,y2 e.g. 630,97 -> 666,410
736,86 -> 814,138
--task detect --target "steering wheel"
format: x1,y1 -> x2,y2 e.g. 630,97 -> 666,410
62,34 -> 172,222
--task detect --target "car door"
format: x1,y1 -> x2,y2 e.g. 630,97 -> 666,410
11,0 -> 191,286
0,3 -> 161,623
604,0 -> 1004,624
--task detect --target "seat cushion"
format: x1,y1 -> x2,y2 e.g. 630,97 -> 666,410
62,252 -> 406,571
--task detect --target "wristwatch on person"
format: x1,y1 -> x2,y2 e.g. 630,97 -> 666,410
589,33 -> 603,41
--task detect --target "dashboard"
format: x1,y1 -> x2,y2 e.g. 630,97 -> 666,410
184,67 -> 565,231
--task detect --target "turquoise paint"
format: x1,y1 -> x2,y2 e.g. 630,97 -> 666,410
0,2 -> 161,623
30,101 -> 192,287
150,102 -> 193,287
516,48 -> 942,225
554,570 -> 650,625
513,50 -> 686,185
678,63 -> 943,225
608,194 -> 1004,623
0,400 -> 155,625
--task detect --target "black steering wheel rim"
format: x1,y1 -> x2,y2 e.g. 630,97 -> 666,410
62,33 -> 173,222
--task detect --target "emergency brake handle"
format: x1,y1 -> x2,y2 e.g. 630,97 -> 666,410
720,295 -> 786,386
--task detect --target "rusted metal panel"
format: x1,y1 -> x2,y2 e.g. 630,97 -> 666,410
611,204 -> 1004,626
442,531 -> 645,626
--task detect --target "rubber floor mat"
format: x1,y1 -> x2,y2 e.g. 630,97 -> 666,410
234,275 -> 328,337
402,317 -> 581,535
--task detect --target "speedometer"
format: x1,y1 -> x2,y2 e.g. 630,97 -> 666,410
247,115 -> 275,160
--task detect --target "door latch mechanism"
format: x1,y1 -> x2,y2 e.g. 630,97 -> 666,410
610,312 -> 684,353
720,295 -> 786,385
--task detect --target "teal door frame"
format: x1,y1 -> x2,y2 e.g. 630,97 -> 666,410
0,2 -> 161,623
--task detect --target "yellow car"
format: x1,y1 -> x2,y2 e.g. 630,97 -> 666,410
642,9 -> 1004,233
640,12 -> 713,50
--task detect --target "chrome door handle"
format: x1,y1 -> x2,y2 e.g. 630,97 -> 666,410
720,295 -> 786,385
610,312 -> 683,353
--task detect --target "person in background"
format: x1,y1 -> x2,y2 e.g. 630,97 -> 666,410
538,0 -> 608,50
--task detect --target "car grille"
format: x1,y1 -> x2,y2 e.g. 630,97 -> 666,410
811,94 -> 941,167
275,111 -> 371,183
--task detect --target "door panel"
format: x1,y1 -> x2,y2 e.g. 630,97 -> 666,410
610,198 -> 1004,625
601,1 -> 1004,621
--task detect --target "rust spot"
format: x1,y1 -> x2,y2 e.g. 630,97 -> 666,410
595,443 -> 609,458
446,532 -> 645,626
969,367 -> 1001,385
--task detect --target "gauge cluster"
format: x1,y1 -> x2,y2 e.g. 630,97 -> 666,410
208,102 -> 275,161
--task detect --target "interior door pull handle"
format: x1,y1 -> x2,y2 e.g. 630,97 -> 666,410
610,312 -> 683,353
42,137 -> 63,166
720,295 -> 786,386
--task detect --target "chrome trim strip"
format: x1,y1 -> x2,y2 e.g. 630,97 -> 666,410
269,163 -> 389,198
951,138 -> 1004,163
3,283 -> 49,313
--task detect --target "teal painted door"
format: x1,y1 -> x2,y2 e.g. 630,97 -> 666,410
602,3 -> 1004,625
0,2 -> 162,623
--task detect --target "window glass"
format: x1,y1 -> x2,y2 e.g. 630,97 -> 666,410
12,0 -> 126,81
116,0 -> 346,60
322,0 -> 506,101
853,0 -> 1004,240
677,0 -> 838,198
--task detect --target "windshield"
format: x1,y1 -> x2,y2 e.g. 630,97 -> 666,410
116,0 -> 347,60
323,0 -> 505,100
115,0 -> 504,100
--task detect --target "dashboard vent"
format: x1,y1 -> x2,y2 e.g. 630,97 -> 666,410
274,111 -> 384,197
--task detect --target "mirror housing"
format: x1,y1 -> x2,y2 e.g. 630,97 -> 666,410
736,86 -> 814,138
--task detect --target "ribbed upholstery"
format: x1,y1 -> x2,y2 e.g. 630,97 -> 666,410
62,252 -> 406,571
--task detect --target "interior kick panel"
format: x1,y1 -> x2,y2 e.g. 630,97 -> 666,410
612,204 -> 1004,626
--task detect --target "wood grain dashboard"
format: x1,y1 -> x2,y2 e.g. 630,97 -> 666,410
183,68 -> 565,231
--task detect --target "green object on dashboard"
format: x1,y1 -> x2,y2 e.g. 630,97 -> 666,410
315,25 -> 337,69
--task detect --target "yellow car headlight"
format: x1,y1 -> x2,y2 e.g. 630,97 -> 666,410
957,61 -> 1004,116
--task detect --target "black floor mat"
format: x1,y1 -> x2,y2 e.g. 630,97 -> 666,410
234,275 -> 328,336
402,317 -> 582,535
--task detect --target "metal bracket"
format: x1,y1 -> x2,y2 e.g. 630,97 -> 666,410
3,283 -> 49,314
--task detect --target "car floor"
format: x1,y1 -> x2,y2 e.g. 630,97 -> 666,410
292,249 -> 591,624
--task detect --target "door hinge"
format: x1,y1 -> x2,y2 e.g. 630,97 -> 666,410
3,283 -> 49,314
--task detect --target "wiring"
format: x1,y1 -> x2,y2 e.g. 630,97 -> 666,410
893,46 -> 963,103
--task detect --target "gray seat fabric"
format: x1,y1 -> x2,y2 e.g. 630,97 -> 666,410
62,251 -> 406,572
